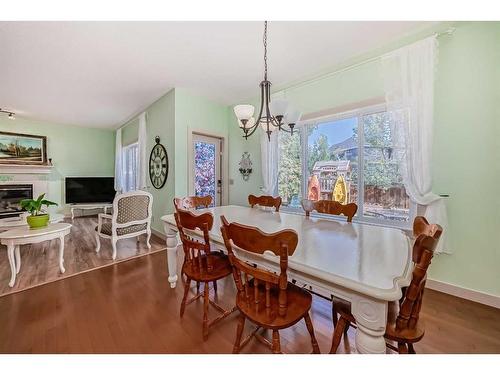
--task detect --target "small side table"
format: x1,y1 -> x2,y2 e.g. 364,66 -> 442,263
0,223 -> 72,287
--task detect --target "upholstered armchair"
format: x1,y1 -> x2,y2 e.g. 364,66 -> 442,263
95,190 -> 153,260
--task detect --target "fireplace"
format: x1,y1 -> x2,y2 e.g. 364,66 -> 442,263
0,184 -> 33,218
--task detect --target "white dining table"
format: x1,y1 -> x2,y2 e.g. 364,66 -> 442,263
161,205 -> 414,354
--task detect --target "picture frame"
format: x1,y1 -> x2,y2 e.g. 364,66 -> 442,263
0,131 -> 48,165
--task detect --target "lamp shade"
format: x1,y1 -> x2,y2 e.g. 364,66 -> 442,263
270,99 -> 290,117
285,109 -> 302,124
234,104 -> 255,120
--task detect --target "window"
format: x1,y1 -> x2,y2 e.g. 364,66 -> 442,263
277,105 -> 414,226
122,142 -> 138,192
277,131 -> 302,208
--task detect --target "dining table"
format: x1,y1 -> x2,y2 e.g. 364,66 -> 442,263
161,205 -> 414,354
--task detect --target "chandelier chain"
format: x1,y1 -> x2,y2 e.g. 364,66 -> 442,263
263,21 -> 268,80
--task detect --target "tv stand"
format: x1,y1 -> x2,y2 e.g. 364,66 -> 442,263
70,203 -> 113,220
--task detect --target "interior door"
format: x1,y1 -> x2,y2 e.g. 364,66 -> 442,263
192,133 -> 222,207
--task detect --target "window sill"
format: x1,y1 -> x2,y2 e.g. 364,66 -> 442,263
280,206 -> 412,231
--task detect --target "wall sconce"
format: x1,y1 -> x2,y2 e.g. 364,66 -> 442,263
238,152 -> 253,181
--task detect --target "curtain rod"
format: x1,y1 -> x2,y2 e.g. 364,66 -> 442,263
276,27 -> 456,95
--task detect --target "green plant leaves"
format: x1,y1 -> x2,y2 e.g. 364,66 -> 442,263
19,193 -> 58,216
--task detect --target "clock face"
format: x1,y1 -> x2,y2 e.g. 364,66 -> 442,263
149,143 -> 168,189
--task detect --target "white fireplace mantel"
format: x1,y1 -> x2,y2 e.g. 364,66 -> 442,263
0,164 -> 53,175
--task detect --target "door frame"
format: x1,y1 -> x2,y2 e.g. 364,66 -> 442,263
187,129 -> 228,206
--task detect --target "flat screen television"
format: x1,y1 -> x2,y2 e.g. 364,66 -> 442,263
65,177 -> 116,204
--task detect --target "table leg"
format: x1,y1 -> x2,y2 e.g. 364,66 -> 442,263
58,235 -> 66,273
164,223 -> 178,288
15,245 -> 21,274
351,295 -> 388,354
71,207 -> 75,220
7,244 -> 16,287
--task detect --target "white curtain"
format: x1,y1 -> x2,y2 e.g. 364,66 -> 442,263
114,128 -> 125,193
137,112 -> 148,190
260,127 -> 279,196
381,36 -> 449,253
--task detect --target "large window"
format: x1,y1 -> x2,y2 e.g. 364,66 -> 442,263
277,105 -> 414,226
122,142 -> 138,192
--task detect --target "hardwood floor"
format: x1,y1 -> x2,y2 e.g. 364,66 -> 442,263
0,249 -> 499,354
0,216 -> 165,297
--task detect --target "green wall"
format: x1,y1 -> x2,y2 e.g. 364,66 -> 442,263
174,88 -> 230,197
228,22 -> 500,296
121,118 -> 139,146
429,22 -> 500,295
138,89 -> 176,233
0,117 -> 115,214
120,88 -> 229,232
228,97 -> 263,206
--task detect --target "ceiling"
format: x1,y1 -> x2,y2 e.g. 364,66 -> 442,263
0,21 -> 438,128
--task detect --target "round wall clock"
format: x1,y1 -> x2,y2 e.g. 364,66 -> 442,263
149,136 -> 168,189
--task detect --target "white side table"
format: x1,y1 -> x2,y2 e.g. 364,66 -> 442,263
0,213 -> 65,232
0,223 -> 72,287
70,204 -> 112,220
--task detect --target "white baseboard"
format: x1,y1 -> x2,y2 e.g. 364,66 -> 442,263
151,228 -> 166,240
426,279 -> 500,309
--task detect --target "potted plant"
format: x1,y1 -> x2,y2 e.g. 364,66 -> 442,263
20,193 -> 58,229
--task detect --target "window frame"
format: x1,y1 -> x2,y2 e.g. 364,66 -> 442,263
122,141 -> 139,192
279,103 -> 416,230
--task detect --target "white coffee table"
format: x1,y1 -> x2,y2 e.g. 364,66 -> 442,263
0,213 -> 65,231
0,222 -> 72,287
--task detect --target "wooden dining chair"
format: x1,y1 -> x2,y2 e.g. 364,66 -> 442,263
301,199 -> 358,222
248,194 -> 282,212
174,195 -> 212,210
174,208 -> 236,340
329,216 -> 443,354
220,216 -> 320,354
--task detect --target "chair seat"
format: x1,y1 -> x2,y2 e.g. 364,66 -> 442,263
182,252 -> 232,282
332,296 -> 425,343
95,222 -> 147,236
237,281 -> 312,330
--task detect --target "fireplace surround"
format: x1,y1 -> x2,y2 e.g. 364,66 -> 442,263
0,184 -> 33,218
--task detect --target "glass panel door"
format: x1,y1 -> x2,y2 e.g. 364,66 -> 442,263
192,134 -> 221,207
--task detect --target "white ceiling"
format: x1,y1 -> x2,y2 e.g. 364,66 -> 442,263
0,21 -> 437,128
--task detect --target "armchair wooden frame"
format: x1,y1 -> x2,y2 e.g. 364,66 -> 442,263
248,194 -> 282,212
95,190 -> 152,260
221,216 -> 320,354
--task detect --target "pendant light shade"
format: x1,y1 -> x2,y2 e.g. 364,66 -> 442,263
234,104 -> 255,121
285,109 -> 302,125
269,99 -> 290,118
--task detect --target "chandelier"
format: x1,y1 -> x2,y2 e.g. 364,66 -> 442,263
233,21 -> 301,141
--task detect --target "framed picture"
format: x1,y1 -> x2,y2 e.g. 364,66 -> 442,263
0,131 -> 48,165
